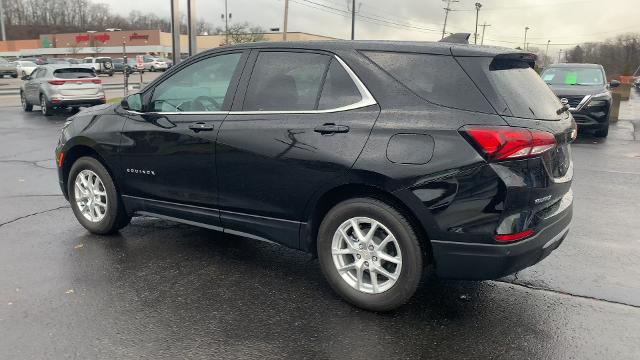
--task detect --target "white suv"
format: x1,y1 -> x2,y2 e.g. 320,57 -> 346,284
82,57 -> 114,76
142,55 -> 168,72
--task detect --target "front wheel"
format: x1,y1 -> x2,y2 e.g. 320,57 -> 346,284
68,157 -> 131,234
317,198 -> 424,311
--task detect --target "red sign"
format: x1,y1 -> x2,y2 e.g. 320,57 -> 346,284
129,33 -> 149,41
94,33 -> 110,43
75,34 -> 90,43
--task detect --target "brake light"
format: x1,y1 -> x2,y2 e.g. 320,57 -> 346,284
495,229 -> 534,242
462,126 -> 556,161
48,80 -> 66,85
92,79 -> 102,84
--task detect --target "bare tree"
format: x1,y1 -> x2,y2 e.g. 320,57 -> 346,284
225,23 -> 266,45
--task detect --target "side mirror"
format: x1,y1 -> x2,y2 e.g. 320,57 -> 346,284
609,80 -> 620,88
121,93 -> 143,112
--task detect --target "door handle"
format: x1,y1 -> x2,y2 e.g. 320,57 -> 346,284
314,123 -> 350,135
189,122 -> 214,132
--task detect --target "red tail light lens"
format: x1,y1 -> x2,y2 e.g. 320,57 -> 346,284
462,126 -> 556,161
91,79 -> 102,84
48,80 -> 66,85
495,229 -> 534,242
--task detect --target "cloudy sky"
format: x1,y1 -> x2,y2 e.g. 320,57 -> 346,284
110,0 -> 639,54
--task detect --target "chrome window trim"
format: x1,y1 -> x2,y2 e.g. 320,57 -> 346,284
126,54 -> 377,116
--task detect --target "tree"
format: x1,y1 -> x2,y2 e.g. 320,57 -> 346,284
224,23 -> 266,45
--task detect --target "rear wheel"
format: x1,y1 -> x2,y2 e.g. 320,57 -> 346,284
21,92 -> 32,112
11,73 -> 18,78
68,156 -> 131,234
40,95 -> 52,116
317,197 -> 423,311
594,122 -> 609,138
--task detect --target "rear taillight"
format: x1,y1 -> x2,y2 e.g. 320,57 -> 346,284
462,126 -> 556,161
92,79 -> 102,84
495,229 -> 534,242
48,80 -> 65,85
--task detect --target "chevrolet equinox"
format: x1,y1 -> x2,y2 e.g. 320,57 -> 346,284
56,41 -> 574,311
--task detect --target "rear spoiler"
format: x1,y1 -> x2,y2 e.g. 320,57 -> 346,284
490,53 -> 537,69
439,33 -> 470,44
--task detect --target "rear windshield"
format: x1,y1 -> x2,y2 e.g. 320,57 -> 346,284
457,57 -> 563,120
541,67 -> 604,86
363,51 -> 494,113
53,68 -> 96,79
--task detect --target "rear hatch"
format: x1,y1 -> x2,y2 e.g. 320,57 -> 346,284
456,53 -> 574,214
52,68 -> 102,97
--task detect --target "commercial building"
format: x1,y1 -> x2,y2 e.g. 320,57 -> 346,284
0,29 -> 335,59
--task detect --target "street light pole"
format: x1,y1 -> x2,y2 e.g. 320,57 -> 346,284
350,0 -> 356,40
474,2 -> 482,45
283,0 -> 289,40
0,0 -> 6,41
225,0 -> 229,44
523,26 -> 530,50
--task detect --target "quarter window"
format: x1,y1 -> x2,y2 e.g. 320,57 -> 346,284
150,52 -> 242,112
318,59 -> 362,110
243,52 -> 331,111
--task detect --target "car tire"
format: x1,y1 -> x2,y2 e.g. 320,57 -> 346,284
594,122 -> 609,138
68,156 -> 131,234
11,73 -> 18,78
21,92 -> 32,112
40,95 -> 52,116
317,197 -> 424,312
150,66 -> 156,72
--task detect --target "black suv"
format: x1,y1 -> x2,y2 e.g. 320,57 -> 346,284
56,41 -> 574,311
541,63 -> 619,137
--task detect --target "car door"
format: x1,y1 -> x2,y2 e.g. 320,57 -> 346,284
25,67 -> 43,103
119,50 -> 248,228
216,49 -> 380,248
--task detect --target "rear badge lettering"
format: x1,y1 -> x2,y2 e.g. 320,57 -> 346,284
126,168 -> 155,176
534,195 -> 552,204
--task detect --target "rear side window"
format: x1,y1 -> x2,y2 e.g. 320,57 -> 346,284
317,59 -> 362,110
458,57 -> 563,120
243,52 -> 330,111
54,68 -> 96,79
363,51 -> 493,113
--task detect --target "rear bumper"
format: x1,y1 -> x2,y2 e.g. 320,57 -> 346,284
52,98 -> 106,107
431,200 -> 572,280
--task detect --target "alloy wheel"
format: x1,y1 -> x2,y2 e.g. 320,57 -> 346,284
331,217 -> 403,294
74,169 -> 108,223
40,96 -> 47,115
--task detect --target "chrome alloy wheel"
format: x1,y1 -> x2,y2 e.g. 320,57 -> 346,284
331,217 -> 403,294
74,169 -> 108,223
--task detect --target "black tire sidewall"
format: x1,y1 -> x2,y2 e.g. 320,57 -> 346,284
317,198 -> 423,311
67,157 -> 123,234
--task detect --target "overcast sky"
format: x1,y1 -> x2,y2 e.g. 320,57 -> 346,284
109,0 -> 639,55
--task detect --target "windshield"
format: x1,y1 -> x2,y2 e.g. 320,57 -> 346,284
541,67 -> 604,86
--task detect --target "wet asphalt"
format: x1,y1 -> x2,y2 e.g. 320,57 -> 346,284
1,91 -> 640,359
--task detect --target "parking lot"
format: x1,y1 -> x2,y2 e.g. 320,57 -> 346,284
0,88 -> 639,359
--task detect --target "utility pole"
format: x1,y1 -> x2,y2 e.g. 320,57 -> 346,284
350,0 -> 356,40
544,40 -> 550,66
479,22 -> 491,45
441,0 -> 459,40
283,0 -> 289,40
523,26 -> 530,50
222,0 -> 229,44
474,2 -> 482,45
0,0 -> 6,41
